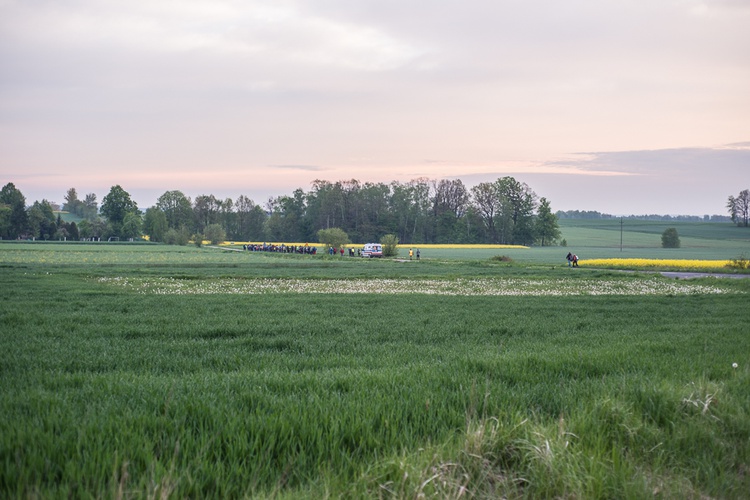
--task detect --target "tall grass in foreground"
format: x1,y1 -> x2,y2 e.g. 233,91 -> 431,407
1,262 -> 749,498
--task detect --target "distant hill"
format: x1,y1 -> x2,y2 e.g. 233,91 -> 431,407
556,210 -> 732,222
557,219 -> 749,259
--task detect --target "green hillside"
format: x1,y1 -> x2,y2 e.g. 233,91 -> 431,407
558,219 -> 750,250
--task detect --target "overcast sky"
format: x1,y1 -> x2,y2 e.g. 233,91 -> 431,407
1,0 -> 748,215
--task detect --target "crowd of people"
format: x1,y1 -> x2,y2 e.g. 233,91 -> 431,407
241,243 -> 426,259
243,243 -> 317,255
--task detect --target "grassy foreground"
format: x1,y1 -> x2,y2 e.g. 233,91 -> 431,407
1,243 -> 749,498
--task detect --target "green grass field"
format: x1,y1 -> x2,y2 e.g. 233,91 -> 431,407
558,219 -> 750,257
384,220 -> 750,262
1,234 -> 749,498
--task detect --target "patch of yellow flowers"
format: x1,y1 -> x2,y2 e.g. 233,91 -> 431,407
397,244 -> 528,249
581,258 -> 732,269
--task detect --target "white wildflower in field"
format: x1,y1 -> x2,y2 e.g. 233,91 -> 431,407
733,363 -> 739,369
97,276 -> 736,297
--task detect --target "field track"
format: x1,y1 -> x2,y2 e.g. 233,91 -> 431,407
658,271 -> 750,279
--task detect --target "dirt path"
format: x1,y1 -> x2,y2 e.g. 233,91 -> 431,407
659,272 -> 750,279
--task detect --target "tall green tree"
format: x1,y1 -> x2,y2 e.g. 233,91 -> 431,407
389,181 -> 415,244
63,188 -> 85,217
121,212 -> 143,240
534,197 -> 561,246
219,197 -> 235,238
471,182 -> 500,243
410,178 -> 432,244
27,200 -> 56,240
0,182 -> 28,239
661,227 -> 681,248
455,206 -> 484,244
234,195 -> 266,241
193,194 -> 221,232
265,190 -> 306,242
496,176 -> 537,245
67,221 -> 80,240
82,193 -> 99,220
143,207 -> 168,242
432,179 -> 469,243
156,190 -> 193,230
100,185 -> 139,238
77,218 -> 107,240
355,182 -> 391,243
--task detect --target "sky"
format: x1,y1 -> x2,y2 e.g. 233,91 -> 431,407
1,0 -> 749,216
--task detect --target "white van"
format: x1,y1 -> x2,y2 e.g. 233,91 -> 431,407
361,243 -> 383,258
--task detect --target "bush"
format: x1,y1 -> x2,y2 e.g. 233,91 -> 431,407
317,228 -> 350,251
380,234 -> 399,257
727,255 -> 749,270
164,227 -> 191,246
491,255 -> 513,262
661,228 -> 680,248
204,224 -> 226,245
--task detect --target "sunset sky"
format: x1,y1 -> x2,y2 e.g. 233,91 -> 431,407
1,0 -> 748,216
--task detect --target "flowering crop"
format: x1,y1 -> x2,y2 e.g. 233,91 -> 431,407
395,244 -> 529,249
98,276 -> 733,296
580,258 -> 733,270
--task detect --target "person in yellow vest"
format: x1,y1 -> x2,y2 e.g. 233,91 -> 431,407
409,248 -> 413,260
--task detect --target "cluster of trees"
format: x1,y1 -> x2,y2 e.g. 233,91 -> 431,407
271,177 -> 560,245
139,177 -> 565,245
0,183 -> 78,240
727,189 -> 750,227
61,188 -> 99,220
1,178 -> 564,245
145,177 -> 561,246
0,183 -> 138,241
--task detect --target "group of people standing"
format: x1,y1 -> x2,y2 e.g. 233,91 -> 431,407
244,243 -> 317,255
566,252 -> 579,267
328,246 -> 358,257
241,243 -> 428,260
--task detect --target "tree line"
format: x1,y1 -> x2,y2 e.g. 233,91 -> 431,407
1,178 -> 562,245
2,180 -> 747,244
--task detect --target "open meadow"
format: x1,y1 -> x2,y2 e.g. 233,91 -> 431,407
1,232 -> 749,498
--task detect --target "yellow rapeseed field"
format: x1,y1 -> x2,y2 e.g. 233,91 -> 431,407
581,258 -> 732,269
396,243 -> 528,249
